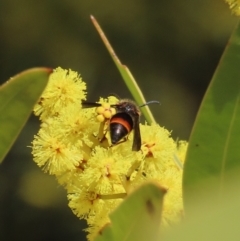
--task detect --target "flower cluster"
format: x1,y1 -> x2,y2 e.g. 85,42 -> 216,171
31,67 -> 187,240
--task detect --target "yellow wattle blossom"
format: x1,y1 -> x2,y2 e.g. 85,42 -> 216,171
140,124 -> 176,176
34,67 -> 86,120
31,67 -> 187,241
32,122 -> 83,175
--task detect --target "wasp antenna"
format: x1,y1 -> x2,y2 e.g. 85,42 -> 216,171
108,93 -> 120,99
139,100 -> 160,108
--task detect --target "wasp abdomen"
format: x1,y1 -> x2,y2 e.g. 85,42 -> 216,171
110,113 -> 133,144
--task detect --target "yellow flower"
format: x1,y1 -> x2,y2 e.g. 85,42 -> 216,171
85,199 -> 121,241
31,67 -> 187,240
140,123 -> 176,177
158,166 -> 183,226
34,67 -> 86,120
68,186 -> 105,219
68,184 -> 121,235
81,146 -> 133,194
32,121 -> 83,175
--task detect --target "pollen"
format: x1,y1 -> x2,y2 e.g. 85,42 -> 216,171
96,103 -> 116,122
96,114 -> 105,122
96,106 -> 105,114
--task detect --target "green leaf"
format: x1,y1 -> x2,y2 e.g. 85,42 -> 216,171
94,183 -> 166,241
91,15 -> 157,124
0,68 -> 51,163
183,21 -> 240,209
164,173 -> 240,241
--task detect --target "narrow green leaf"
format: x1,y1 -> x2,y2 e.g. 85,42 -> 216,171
183,21 -> 240,208
94,183 -> 166,241
91,15 -> 157,124
0,68 -> 51,163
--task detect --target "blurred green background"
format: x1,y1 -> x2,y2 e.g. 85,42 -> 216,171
0,1 -> 237,240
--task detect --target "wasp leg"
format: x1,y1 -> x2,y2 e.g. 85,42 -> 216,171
91,120 -> 111,149
92,120 -> 109,142
99,120 -> 110,143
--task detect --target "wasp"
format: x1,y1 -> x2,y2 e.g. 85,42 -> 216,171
82,98 -> 159,151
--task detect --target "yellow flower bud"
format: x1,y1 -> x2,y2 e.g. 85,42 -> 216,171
96,114 -> 105,122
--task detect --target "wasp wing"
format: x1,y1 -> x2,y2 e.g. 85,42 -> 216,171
82,101 -> 102,108
132,115 -> 141,151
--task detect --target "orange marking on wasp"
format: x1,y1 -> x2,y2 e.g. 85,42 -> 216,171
110,117 -> 132,132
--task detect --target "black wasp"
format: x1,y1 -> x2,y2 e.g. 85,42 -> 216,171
82,98 -> 159,151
